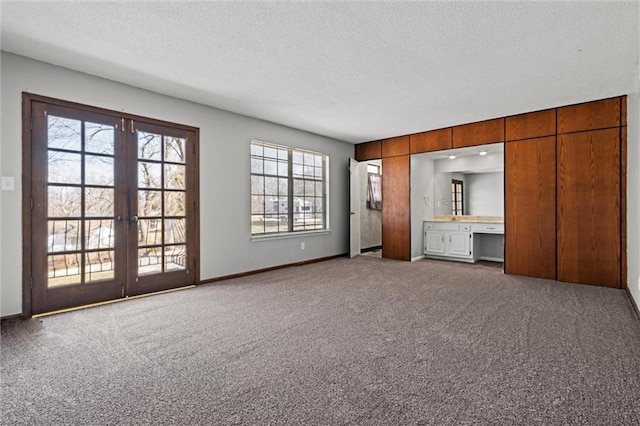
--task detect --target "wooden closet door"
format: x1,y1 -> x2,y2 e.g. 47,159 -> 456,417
505,136 -> 556,279
557,128 -> 620,288
382,155 -> 410,260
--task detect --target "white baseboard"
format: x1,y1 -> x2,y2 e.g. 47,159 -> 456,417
411,255 -> 425,262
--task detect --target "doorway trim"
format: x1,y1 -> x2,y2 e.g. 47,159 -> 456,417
21,92 -> 200,317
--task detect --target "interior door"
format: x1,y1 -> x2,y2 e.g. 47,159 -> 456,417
28,96 -> 198,315
349,158 -> 361,257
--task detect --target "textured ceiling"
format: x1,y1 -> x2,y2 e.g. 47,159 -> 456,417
2,1 -> 638,143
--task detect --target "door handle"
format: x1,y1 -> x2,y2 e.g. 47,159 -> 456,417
130,215 -> 139,223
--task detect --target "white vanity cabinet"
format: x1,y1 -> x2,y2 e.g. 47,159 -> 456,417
424,220 -> 504,263
423,222 -> 473,260
424,229 -> 446,255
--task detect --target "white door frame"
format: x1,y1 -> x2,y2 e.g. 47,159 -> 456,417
349,158 -> 361,258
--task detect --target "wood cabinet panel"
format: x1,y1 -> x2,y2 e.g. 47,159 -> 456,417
557,98 -> 620,134
621,96 -> 627,126
410,128 -> 452,154
453,118 -> 505,148
382,155 -> 411,260
354,141 -> 381,161
557,129 -> 620,288
505,137 -> 557,279
621,126 -> 627,288
382,135 -> 410,157
506,109 -> 556,141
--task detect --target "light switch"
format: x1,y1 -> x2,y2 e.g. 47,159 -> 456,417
2,176 -> 15,191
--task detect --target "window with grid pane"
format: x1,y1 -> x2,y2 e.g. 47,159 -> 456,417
251,140 -> 327,235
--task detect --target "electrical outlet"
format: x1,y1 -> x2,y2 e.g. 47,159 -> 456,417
300,242 -> 305,250
1,176 -> 15,191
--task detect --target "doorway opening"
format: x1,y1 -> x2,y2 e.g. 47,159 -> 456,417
359,160 -> 382,257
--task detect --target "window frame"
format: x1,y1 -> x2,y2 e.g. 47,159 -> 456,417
250,140 -> 329,238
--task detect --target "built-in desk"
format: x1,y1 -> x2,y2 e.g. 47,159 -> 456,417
423,217 -> 504,263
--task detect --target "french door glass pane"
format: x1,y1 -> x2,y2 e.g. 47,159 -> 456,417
48,151 -> 81,184
164,164 -> 185,189
85,251 -> 115,282
165,191 -> 185,216
164,219 -> 186,244
138,219 -> 163,246
48,186 -> 82,217
138,190 -> 162,216
165,245 -> 186,271
138,247 -> 162,275
84,122 -> 114,155
47,116 -> 81,151
85,187 -> 114,217
139,162 -> 162,188
85,219 -> 115,250
138,132 -> 162,160
48,220 -> 81,252
48,253 -> 82,287
85,155 -> 114,186
164,137 -> 186,163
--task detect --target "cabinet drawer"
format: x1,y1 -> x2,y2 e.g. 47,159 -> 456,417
424,222 -> 460,231
470,223 -> 504,234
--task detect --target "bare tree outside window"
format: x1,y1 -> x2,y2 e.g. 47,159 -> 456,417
46,115 -> 116,286
137,132 -> 187,273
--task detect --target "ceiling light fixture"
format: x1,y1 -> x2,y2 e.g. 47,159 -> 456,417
448,155 -> 456,160
479,150 -> 488,156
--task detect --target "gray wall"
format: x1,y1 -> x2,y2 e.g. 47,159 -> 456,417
0,52 -> 353,317
410,154 -> 435,259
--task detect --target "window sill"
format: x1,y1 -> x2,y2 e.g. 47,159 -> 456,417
251,229 -> 331,242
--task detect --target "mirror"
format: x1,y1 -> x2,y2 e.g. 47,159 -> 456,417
412,143 -> 504,219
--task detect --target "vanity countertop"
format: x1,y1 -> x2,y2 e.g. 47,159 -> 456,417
430,215 -> 504,223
